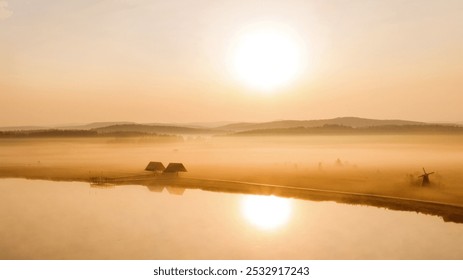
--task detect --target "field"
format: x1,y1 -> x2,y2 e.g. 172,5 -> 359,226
1,134 -> 463,207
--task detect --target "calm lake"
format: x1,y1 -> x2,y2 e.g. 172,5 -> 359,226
1,178 -> 463,259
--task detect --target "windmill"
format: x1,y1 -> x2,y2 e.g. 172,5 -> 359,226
419,168 -> 434,186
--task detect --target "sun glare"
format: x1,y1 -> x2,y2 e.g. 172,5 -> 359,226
241,195 -> 292,230
231,24 -> 303,91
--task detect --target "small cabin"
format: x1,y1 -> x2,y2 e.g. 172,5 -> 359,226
163,163 -> 187,176
145,161 -> 166,174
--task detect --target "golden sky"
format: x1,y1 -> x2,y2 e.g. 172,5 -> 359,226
0,0 -> 462,126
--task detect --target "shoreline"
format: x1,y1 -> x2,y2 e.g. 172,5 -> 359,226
2,168 -> 463,224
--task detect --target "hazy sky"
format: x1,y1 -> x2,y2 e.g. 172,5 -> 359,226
1,0 -> 462,126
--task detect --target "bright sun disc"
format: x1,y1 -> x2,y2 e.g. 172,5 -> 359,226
231,25 -> 303,91
241,195 -> 292,230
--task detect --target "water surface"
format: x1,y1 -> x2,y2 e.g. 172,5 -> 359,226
1,178 -> 462,259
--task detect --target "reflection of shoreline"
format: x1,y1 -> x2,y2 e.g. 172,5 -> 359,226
88,176 -> 463,224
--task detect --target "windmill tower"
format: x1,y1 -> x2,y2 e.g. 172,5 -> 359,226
419,168 -> 434,186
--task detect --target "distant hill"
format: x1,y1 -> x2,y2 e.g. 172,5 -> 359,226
93,124 -> 220,135
218,117 -> 426,132
0,122 -> 136,131
0,129 -> 98,138
145,121 -> 235,129
230,124 -> 463,136
56,122 -> 136,130
2,118 -> 462,137
0,126 -> 48,131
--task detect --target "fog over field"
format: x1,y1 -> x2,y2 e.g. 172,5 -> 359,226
1,132 -> 463,207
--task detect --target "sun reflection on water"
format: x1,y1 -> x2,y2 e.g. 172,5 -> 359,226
241,195 -> 292,230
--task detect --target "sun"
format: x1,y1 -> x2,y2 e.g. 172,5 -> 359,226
230,24 -> 303,91
241,195 -> 292,230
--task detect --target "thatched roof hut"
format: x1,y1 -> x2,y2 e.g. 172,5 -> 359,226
163,163 -> 187,174
145,161 -> 166,172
